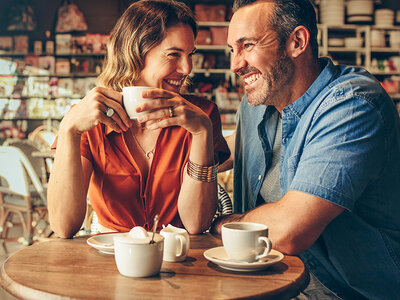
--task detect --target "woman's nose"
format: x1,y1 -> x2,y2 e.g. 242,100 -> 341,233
178,57 -> 192,75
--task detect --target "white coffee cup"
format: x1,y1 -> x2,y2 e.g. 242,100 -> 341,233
160,224 -> 190,262
222,222 -> 272,263
122,86 -> 153,119
114,233 -> 164,277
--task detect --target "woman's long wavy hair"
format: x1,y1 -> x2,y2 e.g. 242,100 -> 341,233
97,0 -> 197,91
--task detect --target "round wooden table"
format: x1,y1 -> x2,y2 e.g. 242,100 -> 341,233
0,234 -> 308,299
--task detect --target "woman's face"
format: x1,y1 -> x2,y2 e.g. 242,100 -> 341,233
135,24 -> 196,93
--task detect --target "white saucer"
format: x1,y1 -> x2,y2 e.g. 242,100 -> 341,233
87,233 -> 126,254
203,246 -> 284,272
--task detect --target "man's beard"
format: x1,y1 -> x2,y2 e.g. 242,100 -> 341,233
246,52 -> 294,107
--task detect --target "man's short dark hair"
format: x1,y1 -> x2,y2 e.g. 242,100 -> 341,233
233,0 -> 319,58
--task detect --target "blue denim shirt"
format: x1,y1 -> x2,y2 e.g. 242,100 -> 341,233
234,58 -> 400,299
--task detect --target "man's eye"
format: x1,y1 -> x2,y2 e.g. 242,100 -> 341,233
168,53 -> 180,57
244,43 -> 254,49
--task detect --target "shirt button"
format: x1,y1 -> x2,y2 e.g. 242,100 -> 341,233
258,175 -> 262,180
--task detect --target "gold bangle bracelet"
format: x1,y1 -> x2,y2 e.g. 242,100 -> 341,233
187,159 -> 219,182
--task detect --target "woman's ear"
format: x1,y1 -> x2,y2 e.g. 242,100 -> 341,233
287,26 -> 310,58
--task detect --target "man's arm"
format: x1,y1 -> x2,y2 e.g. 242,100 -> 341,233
211,190 -> 344,255
218,130 -> 236,172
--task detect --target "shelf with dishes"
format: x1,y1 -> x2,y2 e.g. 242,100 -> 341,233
0,73 -> 99,78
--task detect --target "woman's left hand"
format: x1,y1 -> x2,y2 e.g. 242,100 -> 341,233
135,89 -> 212,136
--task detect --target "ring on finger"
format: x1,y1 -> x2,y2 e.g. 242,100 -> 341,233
106,107 -> 115,118
168,106 -> 174,118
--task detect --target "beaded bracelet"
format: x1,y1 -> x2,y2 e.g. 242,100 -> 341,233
187,159 -> 219,182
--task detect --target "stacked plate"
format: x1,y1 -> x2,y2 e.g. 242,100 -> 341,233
375,9 -> 395,27
389,31 -> 400,48
320,0 -> 345,26
344,37 -> 364,47
346,0 -> 374,23
371,29 -> 386,47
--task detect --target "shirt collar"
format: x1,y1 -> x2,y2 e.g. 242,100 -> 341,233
283,57 -> 338,119
105,124 -> 116,136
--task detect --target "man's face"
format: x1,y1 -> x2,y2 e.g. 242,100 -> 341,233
228,2 -> 294,107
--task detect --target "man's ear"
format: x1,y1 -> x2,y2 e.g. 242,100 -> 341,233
286,26 -> 310,58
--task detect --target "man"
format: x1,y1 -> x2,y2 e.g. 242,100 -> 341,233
213,0 -> 400,299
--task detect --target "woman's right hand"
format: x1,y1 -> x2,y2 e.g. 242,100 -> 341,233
60,87 -> 132,135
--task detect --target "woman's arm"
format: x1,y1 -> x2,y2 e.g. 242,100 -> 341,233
178,120 -> 217,234
47,87 -> 131,238
47,130 -> 92,238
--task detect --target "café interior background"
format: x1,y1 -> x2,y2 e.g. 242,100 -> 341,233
1,0 -> 400,139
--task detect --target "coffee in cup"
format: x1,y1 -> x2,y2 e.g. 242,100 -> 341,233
122,86 -> 153,119
221,222 -> 272,263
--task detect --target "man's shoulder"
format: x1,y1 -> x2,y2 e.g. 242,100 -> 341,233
329,65 -> 384,99
314,65 -> 389,114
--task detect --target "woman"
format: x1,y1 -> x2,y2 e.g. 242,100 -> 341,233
47,0 -> 229,237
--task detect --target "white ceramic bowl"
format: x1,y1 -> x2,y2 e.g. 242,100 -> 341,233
114,233 -> 164,277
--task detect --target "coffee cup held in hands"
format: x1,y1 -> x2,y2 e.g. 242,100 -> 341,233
114,226 -> 164,277
221,222 -> 272,263
122,86 -> 153,119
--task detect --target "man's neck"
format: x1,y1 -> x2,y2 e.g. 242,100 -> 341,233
275,57 -> 321,113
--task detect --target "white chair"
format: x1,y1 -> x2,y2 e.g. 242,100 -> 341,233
3,138 -> 48,184
0,146 -> 48,245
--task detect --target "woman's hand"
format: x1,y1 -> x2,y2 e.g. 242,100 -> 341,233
135,89 -> 212,136
60,87 -> 132,135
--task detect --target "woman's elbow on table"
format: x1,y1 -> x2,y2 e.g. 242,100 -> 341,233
50,221 -> 80,239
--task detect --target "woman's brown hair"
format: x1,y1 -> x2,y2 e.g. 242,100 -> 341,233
97,0 -> 197,91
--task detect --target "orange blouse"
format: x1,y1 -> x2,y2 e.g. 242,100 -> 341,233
79,95 -> 229,232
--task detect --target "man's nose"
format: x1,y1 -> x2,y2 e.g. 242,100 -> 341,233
230,52 -> 247,74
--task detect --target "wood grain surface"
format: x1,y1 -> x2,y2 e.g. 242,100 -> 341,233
0,233 -> 308,299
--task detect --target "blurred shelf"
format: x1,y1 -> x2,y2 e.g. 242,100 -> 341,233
198,22 -> 230,27
0,52 -> 105,57
196,45 -> 230,51
371,48 -> 400,53
0,73 -> 98,77
0,118 -> 62,121
371,71 -> 400,76
327,47 -> 367,53
192,68 -> 231,74
390,93 -> 400,99
0,96 -> 82,100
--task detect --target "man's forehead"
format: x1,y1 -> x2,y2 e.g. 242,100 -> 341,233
228,2 -> 275,43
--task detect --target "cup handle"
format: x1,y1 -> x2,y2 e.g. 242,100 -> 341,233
255,236 -> 272,261
175,235 -> 186,258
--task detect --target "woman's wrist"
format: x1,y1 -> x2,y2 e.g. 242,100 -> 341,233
191,115 -> 213,137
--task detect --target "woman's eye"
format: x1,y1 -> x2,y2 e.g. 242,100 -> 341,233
168,53 -> 180,57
